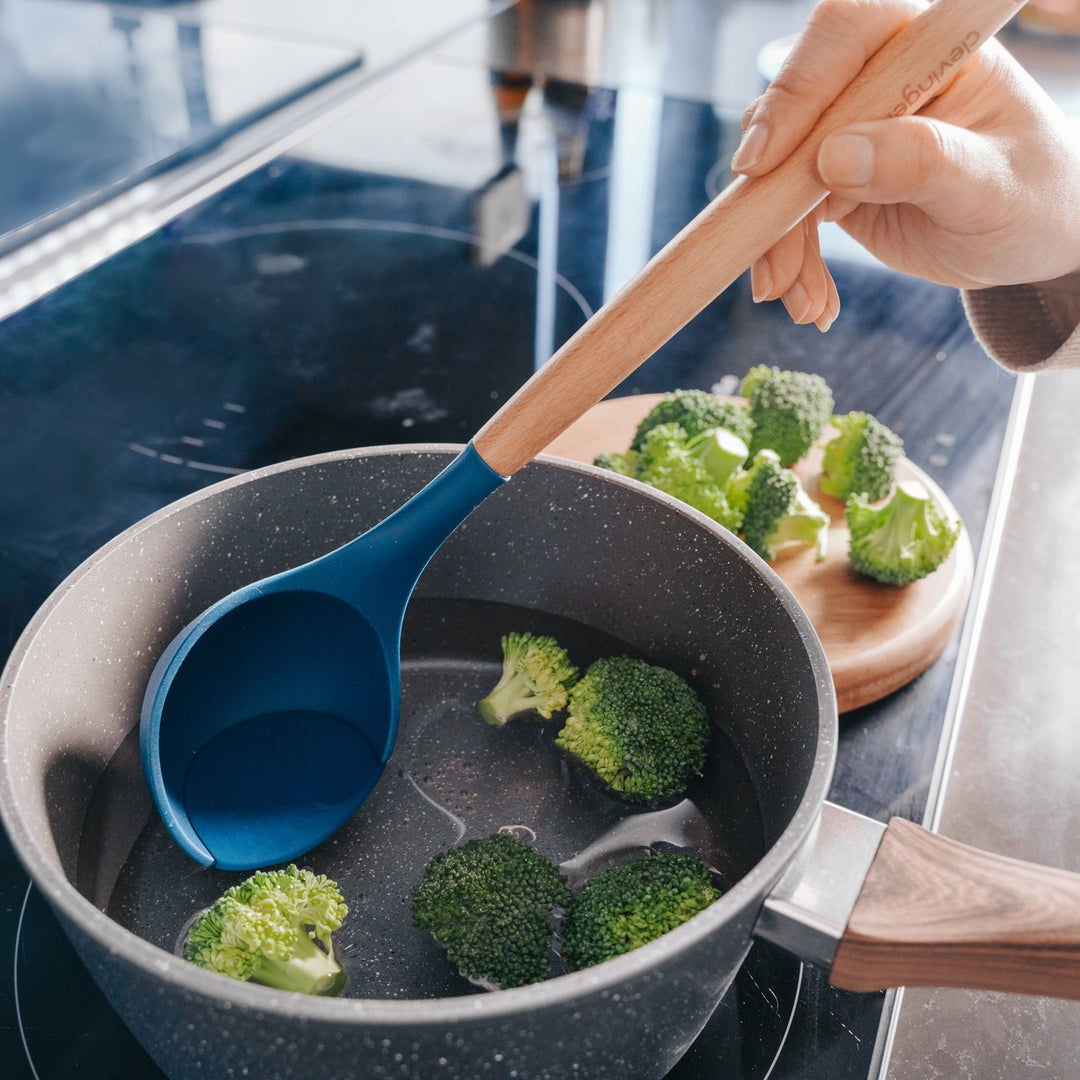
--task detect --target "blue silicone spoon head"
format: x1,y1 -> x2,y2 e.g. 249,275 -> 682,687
139,444 -> 505,870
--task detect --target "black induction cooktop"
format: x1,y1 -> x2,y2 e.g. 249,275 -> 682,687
0,19 -> 1019,1080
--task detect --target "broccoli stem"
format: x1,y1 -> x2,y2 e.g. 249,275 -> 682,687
251,932 -> 346,996
478,670 -> 533,725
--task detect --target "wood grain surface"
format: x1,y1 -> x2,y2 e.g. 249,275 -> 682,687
830,817 -> 1080,1000
543,394 -> 973,713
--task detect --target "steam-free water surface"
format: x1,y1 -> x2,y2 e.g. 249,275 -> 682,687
88,599 -> 767,1000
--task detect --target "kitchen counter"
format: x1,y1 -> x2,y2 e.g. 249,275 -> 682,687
1,2 -> 1079,1078
883,369 -> 1080,1078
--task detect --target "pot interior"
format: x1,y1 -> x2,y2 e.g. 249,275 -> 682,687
2,447 -> 833,1003
81,596 -> 767,999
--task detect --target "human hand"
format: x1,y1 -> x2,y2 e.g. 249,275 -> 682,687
731,0 -> 1080,330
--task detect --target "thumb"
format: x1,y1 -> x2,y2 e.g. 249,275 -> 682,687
817,116 -> 986,220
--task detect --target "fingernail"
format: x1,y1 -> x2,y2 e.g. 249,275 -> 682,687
815,294 -> 839,332
783,281 -> 812,323
751,258 -> 772,303
819,133 -> 874,187
732,123 -> 768,173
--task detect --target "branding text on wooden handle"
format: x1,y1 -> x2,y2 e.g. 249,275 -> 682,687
890,30 -> 982,117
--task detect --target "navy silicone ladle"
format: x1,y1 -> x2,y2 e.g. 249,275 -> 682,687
140,0 -> 1014,870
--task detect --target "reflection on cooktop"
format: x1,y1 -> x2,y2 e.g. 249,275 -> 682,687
0,0 -> 368,240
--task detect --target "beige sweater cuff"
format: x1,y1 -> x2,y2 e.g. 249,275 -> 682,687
962,272 -> 1080,372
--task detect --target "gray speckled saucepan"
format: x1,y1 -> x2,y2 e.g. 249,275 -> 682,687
0,446 -> 836,1080
6,445 -> 1080,1079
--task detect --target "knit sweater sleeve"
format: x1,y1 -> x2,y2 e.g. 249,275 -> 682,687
962,272 -> 1080,372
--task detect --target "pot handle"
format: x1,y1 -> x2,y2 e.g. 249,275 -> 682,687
830,816 -> 1080,1000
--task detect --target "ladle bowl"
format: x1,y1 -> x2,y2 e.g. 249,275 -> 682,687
140,446 -> 504,868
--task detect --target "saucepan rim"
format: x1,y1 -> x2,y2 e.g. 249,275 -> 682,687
0,443 -> 836,1026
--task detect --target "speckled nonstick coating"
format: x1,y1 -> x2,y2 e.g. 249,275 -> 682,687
0,446 -> 835,1080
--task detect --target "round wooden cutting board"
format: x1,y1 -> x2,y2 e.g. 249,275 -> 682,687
543,394 -> 973,713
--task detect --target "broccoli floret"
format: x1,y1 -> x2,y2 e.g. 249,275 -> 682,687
555,656 -> 711,804
594,423 -> 747,531
846,479 -> 961,585
183,864 -> 347,996
478,632 -> 579,725
593,449 -> 639,477
635,423 -> 744,532
630,389 -> 754,451
560,852 -> 720,971
737,364 -> 774,401
740,365 -> 834,466
776,485 -> 831,559
819,411 -> 904,501
728,449 -> 829,561
410,832 -> 571,990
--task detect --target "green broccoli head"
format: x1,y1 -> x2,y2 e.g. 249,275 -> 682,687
635,423 -> 744,533
630,389 -> 754,451
819,411 -> 904,501
593,449 -> 640,477
846,478 -> 961,585
555,656 -> 711,804
184,864 -> 348,996
729,449 -> 829,562
737,364 -> 774,401
410,832 -> 571,990
560,851 -> 720,971
478,632 -> 580,725
740,365 -> 834,466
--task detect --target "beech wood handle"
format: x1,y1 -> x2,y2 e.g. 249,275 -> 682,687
830,817 -> 1080,1000
471,0 -> 1026,476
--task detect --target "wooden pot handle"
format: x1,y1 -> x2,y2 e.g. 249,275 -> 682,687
830,817 -> 1080,1000
471,0 -> 1026,476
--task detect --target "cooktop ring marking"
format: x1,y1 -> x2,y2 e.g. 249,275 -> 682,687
182,218 -> 596,322
126,442 -> 246,476
14,882 -> 43,1080
761,960 -> 803,1080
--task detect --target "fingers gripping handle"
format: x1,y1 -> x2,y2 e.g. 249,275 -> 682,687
471,0 -> 1027,477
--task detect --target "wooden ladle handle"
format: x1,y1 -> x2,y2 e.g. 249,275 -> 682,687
472,0 -> 1027,477
831,817 -> 1080,1000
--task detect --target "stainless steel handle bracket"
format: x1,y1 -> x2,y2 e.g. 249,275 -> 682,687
754,801 -> 886,969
